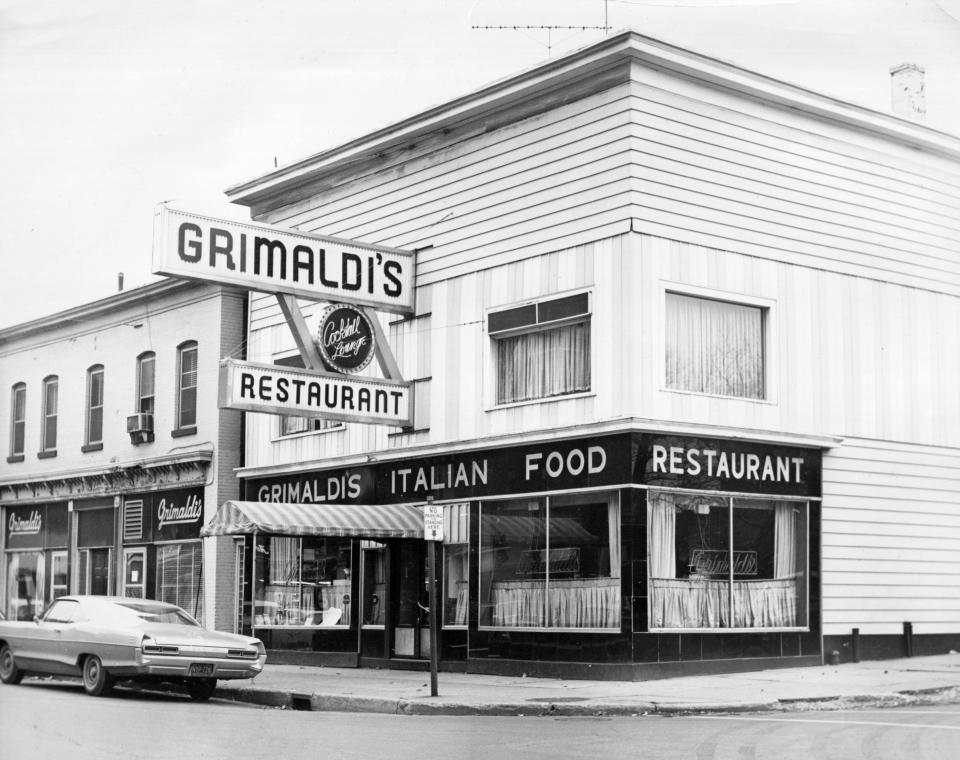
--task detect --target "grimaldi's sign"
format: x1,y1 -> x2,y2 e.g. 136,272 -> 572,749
153,203 -> 414,427
152,205 -> 415,314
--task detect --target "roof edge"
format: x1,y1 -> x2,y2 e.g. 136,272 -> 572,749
225,29 -> 960,210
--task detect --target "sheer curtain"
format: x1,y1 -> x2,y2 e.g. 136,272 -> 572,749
497,322 -> 590,403
774,503 -> 797,578
666,293 -> 764,399
647,493 -> 676,579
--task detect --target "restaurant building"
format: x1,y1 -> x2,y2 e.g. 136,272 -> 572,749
204,30 -> 960,678
0,280 -> 245,631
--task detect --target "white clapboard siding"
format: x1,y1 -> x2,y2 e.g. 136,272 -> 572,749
626,77 -> 960,296
821,438 -> 960,635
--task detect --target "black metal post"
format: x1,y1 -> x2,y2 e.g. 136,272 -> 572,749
903,621 -> 914,658
428,539 -> 439,696
851,627 -> 860,663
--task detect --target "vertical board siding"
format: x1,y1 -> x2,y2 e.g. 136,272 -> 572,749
821,439 -> 960,635
634,235 -> 960,448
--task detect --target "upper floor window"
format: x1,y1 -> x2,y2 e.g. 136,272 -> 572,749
40,375 -> 58,455
665,292 -> 766,400
8,382 -> 26,461
136,352 -> 156,415
274,354 -> 342,437
489,292 -> 591,405
176,341 -> 198,431
85,365 -> 105,448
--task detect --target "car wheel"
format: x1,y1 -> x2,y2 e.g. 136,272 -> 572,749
186,678 -> 217,702
81,655 -> 115,697
0,645 -> 24,685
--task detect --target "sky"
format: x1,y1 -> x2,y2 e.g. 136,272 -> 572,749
1,0 -> 959,329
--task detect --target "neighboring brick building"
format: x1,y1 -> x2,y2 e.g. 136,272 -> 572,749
0,279 -> 245,632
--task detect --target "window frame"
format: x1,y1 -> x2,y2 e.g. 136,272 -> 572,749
646,489 -> 810,633
84,364 -> 105,451
8,382 -> 26,462
477,490 -> 621,633
39,375 -> 58,457
270,351 -> 345,440
174,341 -> 198,435
136,351 -> 156,416
485,289 -> 593,409
659,282 -> 777,404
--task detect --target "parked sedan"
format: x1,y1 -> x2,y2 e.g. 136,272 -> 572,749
0,596 -> 266,700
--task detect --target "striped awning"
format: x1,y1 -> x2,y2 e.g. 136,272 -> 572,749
201,500 -> 424,540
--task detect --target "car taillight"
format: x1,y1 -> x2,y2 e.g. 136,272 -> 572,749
141,636 -> 180,655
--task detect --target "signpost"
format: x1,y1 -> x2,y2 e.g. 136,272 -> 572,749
423,501 -> 443,697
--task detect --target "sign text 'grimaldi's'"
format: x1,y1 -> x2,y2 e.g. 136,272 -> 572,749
152,205 -> 415,314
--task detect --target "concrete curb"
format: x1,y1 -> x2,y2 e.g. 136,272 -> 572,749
211,683 -> 960,716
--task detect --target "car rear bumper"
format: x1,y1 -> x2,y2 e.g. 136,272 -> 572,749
107,651 -> 266,680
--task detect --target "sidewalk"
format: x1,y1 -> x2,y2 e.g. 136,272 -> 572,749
215,652 -> 960,716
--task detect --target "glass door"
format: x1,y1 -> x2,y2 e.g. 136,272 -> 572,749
50,551 -> 69,600
393,540 -> 430,659
122,548 -> 146,598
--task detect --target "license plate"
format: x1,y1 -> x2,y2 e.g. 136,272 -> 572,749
188,663 -> 214,676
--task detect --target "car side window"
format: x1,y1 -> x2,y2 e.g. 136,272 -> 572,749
44,600 -> 80,623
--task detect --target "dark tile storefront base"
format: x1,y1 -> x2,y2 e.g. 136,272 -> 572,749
266,650 -> 359,668
823,633 -> 960,665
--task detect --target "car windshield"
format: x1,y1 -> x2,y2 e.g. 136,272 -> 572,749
90,600 -> 200,627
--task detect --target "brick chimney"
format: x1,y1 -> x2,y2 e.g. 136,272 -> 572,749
890,63 -> 926,122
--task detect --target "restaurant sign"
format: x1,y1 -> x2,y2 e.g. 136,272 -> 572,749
152,205 -> 415,314
219,358 -> 412,427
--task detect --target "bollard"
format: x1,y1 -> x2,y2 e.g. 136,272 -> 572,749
829,650 -> 840,666
851,627 -> 860,663
903,621 -> 914,658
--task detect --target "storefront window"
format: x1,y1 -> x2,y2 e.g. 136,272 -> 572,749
51,551 -> 68,600
442,503 -> 469,628
254,536 -> 352,628
648,491 -> 808,630
6,551 -> 45,620
479,492 -> 620,630
157,543 -> 203,620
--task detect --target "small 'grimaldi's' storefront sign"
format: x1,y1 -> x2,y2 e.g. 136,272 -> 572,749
316,303 -> 376,373
152,204 -> 415,314
219,358 -> 411,427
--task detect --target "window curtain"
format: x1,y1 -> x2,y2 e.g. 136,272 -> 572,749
607,500 -> 621,578
666,293 -> 763,399
647,493 -> 676,579
774,503 -> 797,578
497,322 -> 590,403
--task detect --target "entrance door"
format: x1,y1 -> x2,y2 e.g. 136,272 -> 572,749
122,548 -> 147,598
89,548 -> 111,595
392,541 -> 431,659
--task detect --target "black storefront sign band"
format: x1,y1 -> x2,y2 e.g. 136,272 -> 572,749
4,504 -> 69,550
249,432 -> 822,504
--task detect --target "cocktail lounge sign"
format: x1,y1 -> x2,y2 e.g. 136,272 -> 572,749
316,303 -> 376,373
153,204 -> 414,427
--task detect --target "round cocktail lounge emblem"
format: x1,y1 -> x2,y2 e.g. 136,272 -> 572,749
316,303 -> 376,374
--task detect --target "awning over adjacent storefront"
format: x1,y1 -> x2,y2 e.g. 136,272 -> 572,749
200,500 -> 425,540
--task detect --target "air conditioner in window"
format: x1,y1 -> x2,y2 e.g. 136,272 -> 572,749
126,413 -> 154,444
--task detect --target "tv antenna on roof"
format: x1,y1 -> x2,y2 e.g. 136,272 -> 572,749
472,1 -> 611,57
